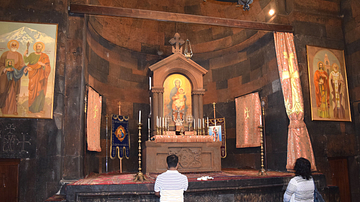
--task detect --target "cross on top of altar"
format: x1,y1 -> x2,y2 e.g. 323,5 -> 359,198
169,33 -> 185,54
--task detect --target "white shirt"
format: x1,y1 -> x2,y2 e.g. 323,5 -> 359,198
284,176 -> 314,202
154,170 -> 188,202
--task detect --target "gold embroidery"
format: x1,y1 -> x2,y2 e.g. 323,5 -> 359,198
245,107 -> 250,119
282,52 -> 303,115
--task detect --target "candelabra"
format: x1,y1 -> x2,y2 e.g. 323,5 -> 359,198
258,100 -> 267,176
134,122 -> 146,182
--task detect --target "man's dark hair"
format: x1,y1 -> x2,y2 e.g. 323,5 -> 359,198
167,154 -> 178,168
294,157 -> 312,180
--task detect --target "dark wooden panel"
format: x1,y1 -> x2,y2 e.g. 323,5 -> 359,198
328,157 -> 351,202
69,4 -> 293,32
0,159 -> 19,202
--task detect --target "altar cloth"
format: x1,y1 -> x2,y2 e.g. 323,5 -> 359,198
153,135 -> 214,143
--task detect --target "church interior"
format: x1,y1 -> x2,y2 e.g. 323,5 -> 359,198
0,0 -> 360,201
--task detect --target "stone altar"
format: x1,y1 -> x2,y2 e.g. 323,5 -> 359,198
144,138 -> 221,173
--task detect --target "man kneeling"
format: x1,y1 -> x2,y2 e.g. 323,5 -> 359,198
154,154 -> 188,202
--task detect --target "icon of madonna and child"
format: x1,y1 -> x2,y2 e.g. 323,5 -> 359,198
163,74 -> 192,130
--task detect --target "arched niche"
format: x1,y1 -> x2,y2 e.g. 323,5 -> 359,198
149,51 -> 207,134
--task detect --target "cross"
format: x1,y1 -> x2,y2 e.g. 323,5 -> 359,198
169,33 -> 185,53
281,52 -> 302,114
245,107 -> 250,119
17,132 -> 31,153
5,124 -> 16,134
93,105 -> 98,118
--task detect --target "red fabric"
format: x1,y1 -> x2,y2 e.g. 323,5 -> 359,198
69,170 -> 295,186
27,53 -> 51,107
235,92 -> 261,148
274,32 -> 317,171
154,135 -> 213,143
87,87 -> 102,152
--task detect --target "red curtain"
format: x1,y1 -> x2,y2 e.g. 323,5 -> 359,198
235,92 -> 261,148
274,32 -> 317,171
87,87 -> 102,152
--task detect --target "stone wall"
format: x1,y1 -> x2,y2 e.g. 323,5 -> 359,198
0,0 -> 66,201
341,0 -> 360,200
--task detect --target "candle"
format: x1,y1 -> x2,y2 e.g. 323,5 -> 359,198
148,118 -> 150,128
139,110 -> 141,123
198,119 -> 200,129
207,117 -> 209,127
202,118 -> 205,128
156,116 -> 158,127
162,117 -> 164,128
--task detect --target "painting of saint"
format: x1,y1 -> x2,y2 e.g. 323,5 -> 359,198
0,21 -> 57,119
307,46 -> 351,121
208,125 -> 222,142
163,74 -> 192,126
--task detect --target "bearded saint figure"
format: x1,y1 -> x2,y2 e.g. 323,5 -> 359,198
23,41 -> 51,114
0,40 -> 27,115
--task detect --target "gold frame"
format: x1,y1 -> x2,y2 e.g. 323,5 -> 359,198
0,21 -> 58,119
306,45 -> 351,121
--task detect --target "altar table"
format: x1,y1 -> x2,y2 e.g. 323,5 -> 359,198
144,135 -> 221,173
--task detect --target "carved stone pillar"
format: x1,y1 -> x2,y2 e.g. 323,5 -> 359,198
159,91 -> 163,119
192,93 -> 199,122
151,87 -> 163,135
193,89 -> 205,122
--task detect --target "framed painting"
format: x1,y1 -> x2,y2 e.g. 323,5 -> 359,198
0,21 -> 58,119
207,118 -> 227,158
163,74 -> 192,127
306,45 -> 351,121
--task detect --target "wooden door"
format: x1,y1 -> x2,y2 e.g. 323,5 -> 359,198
328,157 -> 351,202
0,159 -> 20,202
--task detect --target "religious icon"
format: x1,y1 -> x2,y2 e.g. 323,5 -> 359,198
163,74 -> 192,128
0,21 -> 58,119
306,46 -> 351,121
208,125 -> 222,142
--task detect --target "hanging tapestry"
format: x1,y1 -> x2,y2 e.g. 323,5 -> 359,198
86,87 -> 102,152
274,32 -> 317,171
110,114 -> 130,159
235,92 -> 261,148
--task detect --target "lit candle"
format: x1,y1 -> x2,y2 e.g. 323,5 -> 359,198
139,110 -> 141,123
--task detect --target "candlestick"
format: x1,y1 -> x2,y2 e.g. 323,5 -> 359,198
134,122 -> 146,182
139,110 -> 141,123
148,118 -> 150,141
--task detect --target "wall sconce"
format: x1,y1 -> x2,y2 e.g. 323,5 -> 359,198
184,39 -> 193,59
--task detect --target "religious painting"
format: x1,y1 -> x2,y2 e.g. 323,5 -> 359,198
163,74 -> 192,127
0,21 -> 58,119
306,46 -> 351,121
207,118 -> 227,158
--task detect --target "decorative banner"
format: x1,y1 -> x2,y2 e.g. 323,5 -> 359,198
235,92 -> 261,148
86,87 -> 102,152
207,118 -> 227,158
274,32 -> 316,171
110,114 -> 130,159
